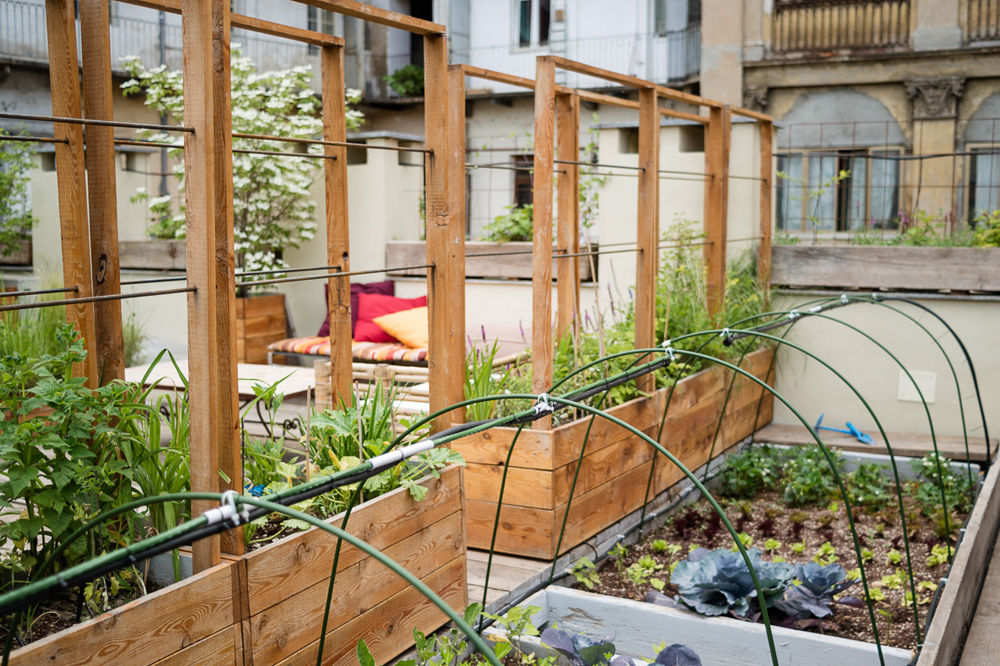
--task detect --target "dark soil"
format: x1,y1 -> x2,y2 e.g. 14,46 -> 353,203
582,490 -> 966,653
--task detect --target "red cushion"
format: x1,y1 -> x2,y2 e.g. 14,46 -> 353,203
318,280 -> 395,337
354,293 -> 427,343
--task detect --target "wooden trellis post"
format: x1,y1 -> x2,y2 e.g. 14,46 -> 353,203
759,119 -> 774,290
555,92 -> 580,342
183,0 -> 240,570
322,45 -> 353,407
43,0 -> 98,387
703,104 -> 731,318
424,33 -> 465,428
635,87 -> 660,392
445,64 -> 468,424
80,0 -> 124,383
532,56 -> 556,430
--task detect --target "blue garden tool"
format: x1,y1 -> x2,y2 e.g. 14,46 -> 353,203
813,413 -> 874,444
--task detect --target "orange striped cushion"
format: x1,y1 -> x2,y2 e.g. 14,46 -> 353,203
268,337 -> 428,364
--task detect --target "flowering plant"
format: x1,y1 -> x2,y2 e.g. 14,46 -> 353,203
122,46 -> 363,292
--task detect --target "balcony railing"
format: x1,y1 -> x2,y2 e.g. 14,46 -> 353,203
771,0 -> 911,54
964,0 -> 1000,42
0,0 -> 316,74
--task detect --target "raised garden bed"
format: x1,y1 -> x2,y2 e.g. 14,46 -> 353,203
6,466 -> 466,665
572,445 -> 979,656
771,245 -> 1000,293
452,348 -> 774,559
119,239 -> 186,271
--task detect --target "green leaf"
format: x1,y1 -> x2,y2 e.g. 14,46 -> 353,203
356,639 -> 377,666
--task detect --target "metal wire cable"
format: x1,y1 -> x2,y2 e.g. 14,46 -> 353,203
0,287 -> 194,313
0,112 -> 193,133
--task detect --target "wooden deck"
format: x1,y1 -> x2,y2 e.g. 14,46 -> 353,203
959,525 -> 1000,665
466,549 -> 551,610
756,423 -> 997,463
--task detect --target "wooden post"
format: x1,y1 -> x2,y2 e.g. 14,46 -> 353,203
424,34 -> 464,428
322,45 -> 353,407
635,87 -> 659,392
555,92 -> 579,342
758,120 -> 773,291
532,57 -> 556,430
446,65 -> 468,424
703,104 -> 731,318
79,0 -> 124,383
44,0 -> 98,386
183,0 -> 238,570
211,0 -> 242,557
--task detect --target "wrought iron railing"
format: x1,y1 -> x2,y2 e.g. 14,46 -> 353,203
771,0 -> 911,53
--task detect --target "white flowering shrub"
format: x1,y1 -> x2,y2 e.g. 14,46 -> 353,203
122,46 -> 363,291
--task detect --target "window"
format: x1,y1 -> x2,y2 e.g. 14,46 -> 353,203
307,6 -> 337,54
968,147 -> 999,222
516,0 -> 551,48
777,149 -> 900,232
513,154 -> 533,207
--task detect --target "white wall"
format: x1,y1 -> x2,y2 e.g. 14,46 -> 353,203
772,293 -> 999,440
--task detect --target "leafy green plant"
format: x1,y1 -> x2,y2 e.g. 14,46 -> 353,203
846,462 -> 892,507
569,557 -> 601,590
480,204 -> 533,243
973,209 -> 1000,246
887,549 -> 902,566
465,338 -> 514,421
912,453 -> 975,516
122,311 -> 148,367
0,131 -> 37,257
383,64 -> 425,97
626,555 -> 663,586
782,447 -> 842,506
927,543 -> 951,568
670,547 -> 794,619
718,446 -> 783,499
812,541 -> 838,567
764,538 -> 782,554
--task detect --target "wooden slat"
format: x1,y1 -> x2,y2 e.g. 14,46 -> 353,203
243,466 -> 462,615
550,55 -> 654,90
424,33 -> 464,428
273,556 -> 466,665
658,106 -> 708,125
770,246 -> 1000,292
182,0 -> 223,571
294,0 -> 446,35
80,0 -> 124,383
151,624 -> 243,666
445,64 -> 468,425
9,563 -> 236,665
250,511 -> 464,664
555,92 -> 580,341
531,57 -> 556,430
919,446 -> 1000,665
44,0 -> 98,386
702,105 -> 731,318
322,45 -> 353,406
210,0 -> 242,556
758,120 -> 773,289
756,423 -> 997,463
456,64 -> 640,110
634,87 -> 659,393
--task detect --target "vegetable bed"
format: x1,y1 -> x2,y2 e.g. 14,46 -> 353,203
572,445 -> 978,652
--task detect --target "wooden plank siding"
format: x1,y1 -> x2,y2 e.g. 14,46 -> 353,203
453,348 -> 775,559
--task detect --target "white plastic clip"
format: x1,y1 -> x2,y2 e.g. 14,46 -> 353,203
533,393 -> 554,415
661,341 -> 676,362
204,490 -> 250,527
720,328 -> 731,339
841,293 -> 850,304
808,305 -> 822,313
787,309 -> 800,320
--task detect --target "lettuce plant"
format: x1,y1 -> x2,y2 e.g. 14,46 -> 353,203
669,548 -> 794,619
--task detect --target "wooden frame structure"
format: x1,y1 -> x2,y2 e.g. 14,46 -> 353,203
42,0 -> 464,573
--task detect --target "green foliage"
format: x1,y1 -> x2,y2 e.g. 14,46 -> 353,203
122,47 -> 363,291
912,453 -> 975,516
383,64 -> 425,97
846,462 -> 892,507
569,557 -> 600,589
776,168 -> 850,236
812,541 -> 838,567
0,131 -> 37,257
625,554 -> 663,586
926,543 -> 951,568
122,311 -> 148,367
480,204 -> 534,243
465,338 -> 515,421
718,445 -> 783,499
973,209 -> 1000,247
670,547 -> 794,619
782,447 -> 842,507
0,291 -> 66,360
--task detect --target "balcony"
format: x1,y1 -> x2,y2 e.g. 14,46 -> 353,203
0,0 -> 317,75
964,0 -> 1000,43
770,0 -> 911,54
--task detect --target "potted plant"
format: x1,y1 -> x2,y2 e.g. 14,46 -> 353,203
0,131 -> 36,267
120,48 -> 364,361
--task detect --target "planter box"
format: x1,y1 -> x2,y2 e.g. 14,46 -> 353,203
0,239 -> 32,266
771,245 -> 1000,293
385,240 -> 597,281
452,348 -> 774,559
119,240 -> 186,271
500,586 -> 911,666
236,293 -> 287,364
8,466 -> 467,665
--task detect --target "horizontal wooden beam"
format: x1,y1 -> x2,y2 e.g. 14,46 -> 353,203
455,65 -> 640,110
654,84 -> 722,109
123,0 -> 343,46
548,55 -> 655,90
658,106 -> 708,125
293,0 -> 446,35
730,106 -> 774,123
574,89 -> 639,110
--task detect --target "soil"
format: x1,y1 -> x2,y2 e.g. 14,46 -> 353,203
582,489 -> 967,653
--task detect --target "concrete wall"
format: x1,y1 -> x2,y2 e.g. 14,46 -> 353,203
772,292 -> 998,440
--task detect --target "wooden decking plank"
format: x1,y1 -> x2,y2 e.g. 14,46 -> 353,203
960,526 -> 1000,665
756,423 -> 997,463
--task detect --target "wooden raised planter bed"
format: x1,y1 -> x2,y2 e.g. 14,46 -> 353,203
119,239 -> 186,271
385,240 -> 597,280
8,466 -> 467,665
0,239 -> 32,266
452,348 -> 774,559
771,245 -> 1000,292
235,293 -> 287,364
